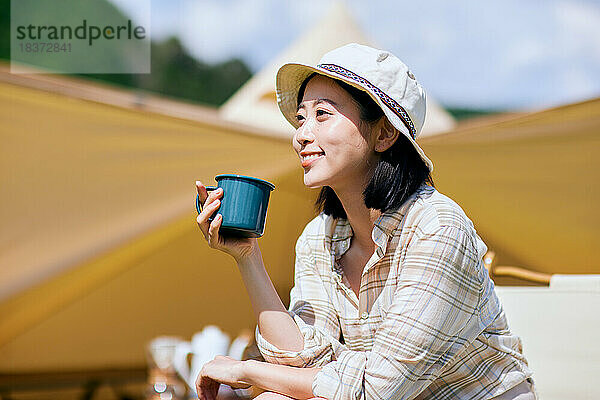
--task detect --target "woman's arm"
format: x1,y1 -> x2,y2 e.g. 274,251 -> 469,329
236,247 -> 304,351
196,181 -> 304,352
254,230 -> 347,368
195,356 -> 320,400
243,359 -> 320,399
197,182 -> 344,365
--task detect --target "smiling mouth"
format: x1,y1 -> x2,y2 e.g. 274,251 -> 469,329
301,153 -> 324,161
300,152 -> 325,167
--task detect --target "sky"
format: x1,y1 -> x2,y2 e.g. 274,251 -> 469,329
111,0 -> 600,111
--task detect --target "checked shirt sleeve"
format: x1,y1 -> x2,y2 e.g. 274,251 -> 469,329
312,225 -> 487,400
256,235 -> 347,368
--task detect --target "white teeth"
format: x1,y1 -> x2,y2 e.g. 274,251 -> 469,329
302,153 -> 324,161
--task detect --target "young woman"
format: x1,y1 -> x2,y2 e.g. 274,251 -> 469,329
195,43 -> 535,400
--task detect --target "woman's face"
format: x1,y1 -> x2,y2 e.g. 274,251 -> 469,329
293,75 -> 378,190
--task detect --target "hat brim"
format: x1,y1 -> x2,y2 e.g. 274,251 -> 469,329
276,62 -> 434,172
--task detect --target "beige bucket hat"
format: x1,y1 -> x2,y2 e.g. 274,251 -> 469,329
276,42 -> 433,172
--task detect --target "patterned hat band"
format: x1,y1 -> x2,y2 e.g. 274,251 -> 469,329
317,63 -> 417,139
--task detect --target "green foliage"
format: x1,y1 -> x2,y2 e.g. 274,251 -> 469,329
0,0 -> 251,106
445,107 -> 502,121
0,0 -> 9,59
81,37 -> 252,106
144,37 -> 251,105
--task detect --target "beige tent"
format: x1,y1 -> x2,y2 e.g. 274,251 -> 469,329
0,63 -> 598,397
420,100 -> 599,277
219,1 -> 456,138
0,70 -> 315,377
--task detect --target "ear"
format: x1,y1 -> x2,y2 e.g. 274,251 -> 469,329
373,117 -> 400,153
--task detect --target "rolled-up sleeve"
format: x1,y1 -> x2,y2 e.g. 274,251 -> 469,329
256,235 -> 347,367
312,225 -> 486,400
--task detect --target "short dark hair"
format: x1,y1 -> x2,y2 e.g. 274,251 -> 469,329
297,73 -> 434,219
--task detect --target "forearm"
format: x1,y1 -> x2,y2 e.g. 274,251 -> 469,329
242,359 -> 319,399
237,248 -> 304,351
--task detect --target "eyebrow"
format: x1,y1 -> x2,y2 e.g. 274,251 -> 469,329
297,98 -> 339,112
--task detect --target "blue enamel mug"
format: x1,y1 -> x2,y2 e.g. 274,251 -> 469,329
196,174 -> 275,238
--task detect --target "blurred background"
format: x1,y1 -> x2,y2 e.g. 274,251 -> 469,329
0,0 -> 598,399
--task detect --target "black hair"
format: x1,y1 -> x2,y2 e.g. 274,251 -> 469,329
297,73 -> 434,219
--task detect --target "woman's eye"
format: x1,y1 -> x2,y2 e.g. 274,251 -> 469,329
316,109 -> 329,117
295,114 -> 305,122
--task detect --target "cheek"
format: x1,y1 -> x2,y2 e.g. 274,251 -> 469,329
322,119 -> 367,149
329,135 -> 370,163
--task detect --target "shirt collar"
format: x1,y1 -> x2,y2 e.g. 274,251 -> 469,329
370,200 -> 411,255
328,183 -> 430,259
329,217 -> 352,259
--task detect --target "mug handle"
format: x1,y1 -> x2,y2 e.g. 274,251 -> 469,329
196,185 -> 218,214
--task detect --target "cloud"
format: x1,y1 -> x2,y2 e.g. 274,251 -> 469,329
109,0 -> 600,109
352,0 -> 600,109
165,0 -> 327,68
109,0 -> 151,27
178,0 -> 274,64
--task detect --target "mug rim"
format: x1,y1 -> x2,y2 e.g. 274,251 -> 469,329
215,174 -> 275,190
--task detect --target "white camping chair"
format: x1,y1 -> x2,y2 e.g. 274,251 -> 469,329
485,252 -> 600,400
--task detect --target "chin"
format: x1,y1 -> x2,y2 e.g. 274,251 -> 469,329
302,170 -> 327,189
303,176 -> 322,189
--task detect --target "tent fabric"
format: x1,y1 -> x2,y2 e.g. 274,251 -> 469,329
420,98 -> 599,275
0,80 -> 301,301
0,63 -> 227,127
1,72 -> 598,373
0,80 -> 317,371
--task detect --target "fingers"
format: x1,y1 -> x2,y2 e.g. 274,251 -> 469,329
196,181 -> 222,208
207,213 -> 223,248
196,187 -> 223,238
195,188 -> 223,249
196,374 -> 220,400
208,380 -> 220,400
196,200 -> 220,237
203,187 -> 222,215
196,181 -> 208,204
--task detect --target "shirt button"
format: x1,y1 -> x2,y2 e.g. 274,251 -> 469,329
360,312 -> 368,320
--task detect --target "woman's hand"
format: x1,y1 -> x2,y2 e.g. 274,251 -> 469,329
195,356 -> 250,400
195,181 -> 259,262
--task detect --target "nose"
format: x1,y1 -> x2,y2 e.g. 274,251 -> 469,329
294,121 -> 315,146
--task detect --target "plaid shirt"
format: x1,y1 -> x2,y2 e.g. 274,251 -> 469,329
256,184 -> 533,399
